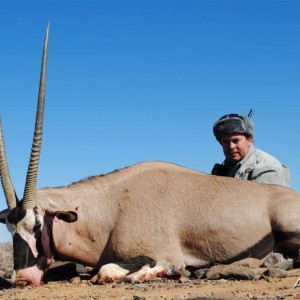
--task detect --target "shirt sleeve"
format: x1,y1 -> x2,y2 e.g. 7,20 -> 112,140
250,166 -> 291,187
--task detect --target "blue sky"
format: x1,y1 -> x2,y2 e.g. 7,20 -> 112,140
0,0 -> 299,242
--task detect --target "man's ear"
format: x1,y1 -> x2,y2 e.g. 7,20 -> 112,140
247,135 -> 254,144
0,208 -> 9,224
54,211 -> 78,223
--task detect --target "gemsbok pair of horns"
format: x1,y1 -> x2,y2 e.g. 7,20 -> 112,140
0,23 -> 49,210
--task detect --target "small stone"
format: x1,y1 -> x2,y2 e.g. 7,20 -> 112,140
205,264 -> 226,280
230,257 -> 263,268
182,269 -> 191,277
263,253 -> 285,268
193,268 -> 209,279
219,266 -> 258,280
264,267 -> 287,278
273,259 -> 293,271
287,269 -> 300,277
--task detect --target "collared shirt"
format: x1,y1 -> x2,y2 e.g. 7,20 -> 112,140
212,145 -> 291,187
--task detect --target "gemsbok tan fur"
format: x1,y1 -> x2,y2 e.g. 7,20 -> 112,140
1,24 -> 300,287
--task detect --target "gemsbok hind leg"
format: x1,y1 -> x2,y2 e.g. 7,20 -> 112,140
271,194 -> 300,261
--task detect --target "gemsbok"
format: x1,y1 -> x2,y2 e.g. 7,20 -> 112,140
1,24 -> 300,287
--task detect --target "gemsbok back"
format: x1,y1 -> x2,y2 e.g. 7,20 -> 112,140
1,24 -> 300,287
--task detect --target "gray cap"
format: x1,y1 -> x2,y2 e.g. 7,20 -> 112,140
213,113 -> 254,142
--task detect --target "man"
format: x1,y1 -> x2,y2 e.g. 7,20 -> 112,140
212,113 -> 290,187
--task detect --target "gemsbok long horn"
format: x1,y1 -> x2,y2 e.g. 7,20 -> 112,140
22,23 -> 49,209
0,117 -> 18,210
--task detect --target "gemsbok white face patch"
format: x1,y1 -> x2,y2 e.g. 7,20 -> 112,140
7,208 -> 42,258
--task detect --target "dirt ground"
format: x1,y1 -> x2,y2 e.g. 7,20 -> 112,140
1,272 -> 300,299
2,242 -> 300,300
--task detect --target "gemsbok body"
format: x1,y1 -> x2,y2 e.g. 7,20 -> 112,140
1,25 -> 300,287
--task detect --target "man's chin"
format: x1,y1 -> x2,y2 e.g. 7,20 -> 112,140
228,156 -> 241,165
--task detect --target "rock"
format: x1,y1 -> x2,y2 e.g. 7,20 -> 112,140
273,259 -> 293,270
251,267 -> 268,277
178,275 -> 189,283
219,266 -> 258,280
264,267 -> 287,278
205,265 -> 226,280
133,296 -> 145,300
262,253 -> 293,270
230,257 -> 263,268
262,253 -> 285,268
193,268 -> 209,279
287,269 -> 300,277
182,269 -> 191,277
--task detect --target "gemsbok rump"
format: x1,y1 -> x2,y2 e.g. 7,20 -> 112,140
1,24 -> 300,287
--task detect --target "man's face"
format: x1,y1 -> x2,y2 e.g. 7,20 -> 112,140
220,134 -> 253,165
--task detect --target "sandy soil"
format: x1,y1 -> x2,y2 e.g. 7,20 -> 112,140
2,243 -> 300,300
1,276 -> 300,300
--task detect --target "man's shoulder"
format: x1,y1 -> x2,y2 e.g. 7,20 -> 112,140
253,148 -> 282,164
250,148 -> 288,172
247,147 -> 291,187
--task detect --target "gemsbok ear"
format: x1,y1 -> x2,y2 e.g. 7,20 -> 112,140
54,211 -> 78,223
0,208 -> 9,224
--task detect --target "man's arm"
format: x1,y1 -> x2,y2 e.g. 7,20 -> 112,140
250,166 -> 291,187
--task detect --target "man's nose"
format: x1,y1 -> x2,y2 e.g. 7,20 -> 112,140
229,142 -> 235,149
